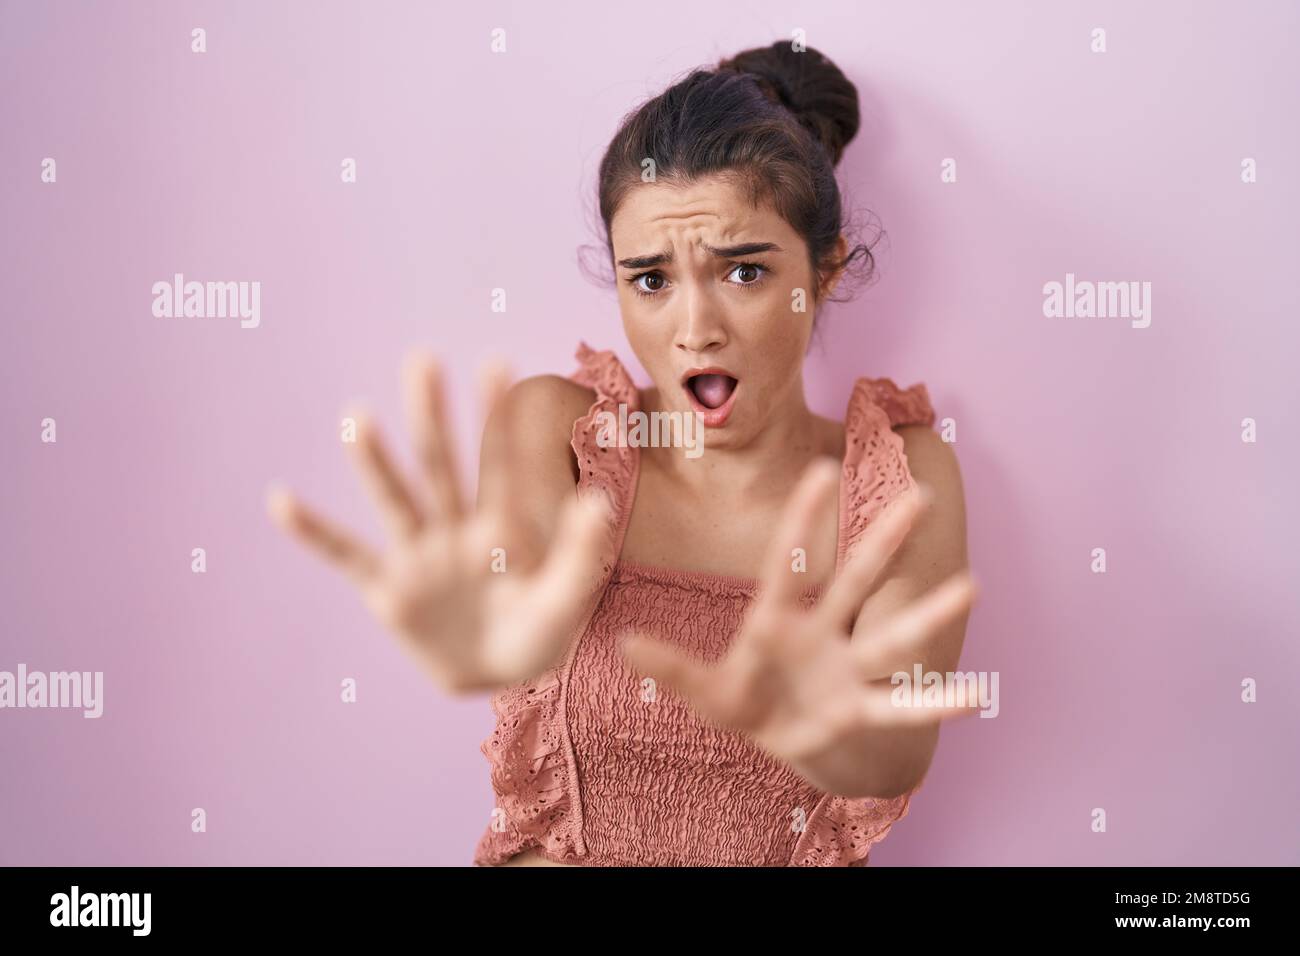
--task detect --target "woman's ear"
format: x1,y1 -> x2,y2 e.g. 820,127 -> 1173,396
817,234 -> 851,300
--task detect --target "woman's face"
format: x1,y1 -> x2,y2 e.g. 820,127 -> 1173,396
609,173 -> 834,449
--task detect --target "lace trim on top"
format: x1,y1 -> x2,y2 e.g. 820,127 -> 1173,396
568,341 -> 642,579
474,343 -> 937,867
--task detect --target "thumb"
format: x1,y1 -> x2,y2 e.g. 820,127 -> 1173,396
619,631 -> 710,702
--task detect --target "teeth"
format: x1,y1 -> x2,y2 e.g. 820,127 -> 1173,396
689,374 -> 736,410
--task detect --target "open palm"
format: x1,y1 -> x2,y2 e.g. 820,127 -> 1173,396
620,459 -> 978,788
267,355 -> 612,693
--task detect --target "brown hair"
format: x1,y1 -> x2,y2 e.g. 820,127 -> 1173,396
594,41 -> 879,324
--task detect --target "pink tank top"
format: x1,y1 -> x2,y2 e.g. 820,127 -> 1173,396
474,341 -> 937,867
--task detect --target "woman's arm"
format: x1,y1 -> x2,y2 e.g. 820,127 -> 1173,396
476,372 -> 596,552
843,424 -> 971,797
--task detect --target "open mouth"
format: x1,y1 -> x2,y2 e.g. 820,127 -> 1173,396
686,373 -> 738,409
681,367 -> 740,427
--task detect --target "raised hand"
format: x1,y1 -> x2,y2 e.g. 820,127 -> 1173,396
619,458 -> 978,796
267,354 -> 613,694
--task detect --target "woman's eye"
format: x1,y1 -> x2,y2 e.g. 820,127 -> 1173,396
634,272 -> 666,294
726,263 -> 767,285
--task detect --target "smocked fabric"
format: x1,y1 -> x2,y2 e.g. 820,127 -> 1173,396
474,341 -> 937,867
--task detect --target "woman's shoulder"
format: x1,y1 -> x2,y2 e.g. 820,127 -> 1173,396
505,372 -> 596,421
491,373 -> 593,452
477,373 -> 595,540
503,343 -> 638,423
492,340 -> 640,499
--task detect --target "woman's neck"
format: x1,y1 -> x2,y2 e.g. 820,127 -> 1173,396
636,383 -> 841,503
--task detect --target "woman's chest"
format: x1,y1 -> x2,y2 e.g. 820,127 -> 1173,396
618,460 -> 842,587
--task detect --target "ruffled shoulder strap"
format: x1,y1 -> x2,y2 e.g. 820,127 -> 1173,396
837,376 -> 936,573
568,341 -> 642,576
570,340 -> 641,409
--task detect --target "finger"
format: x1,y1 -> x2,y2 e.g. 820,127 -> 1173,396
852,572 -> 978,680
266,485 -> 380,584
818,483 -> 932,633
531,489 -> 615,600
619,631 -> 718,713
489,492 -> 615,680
402,351 -> 465,524
757,457 -> 840,611
859,680 -> 985,727
343,408 -> 425,542
475,360 -> 520,521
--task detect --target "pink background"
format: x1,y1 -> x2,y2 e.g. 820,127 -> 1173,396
2,1 -> 1297,865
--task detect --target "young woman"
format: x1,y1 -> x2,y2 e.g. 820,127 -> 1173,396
268,42 -> 975,867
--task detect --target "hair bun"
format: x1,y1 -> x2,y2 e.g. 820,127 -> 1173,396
718,42 -> 861,166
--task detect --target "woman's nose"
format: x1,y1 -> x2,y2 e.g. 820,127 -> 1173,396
673,286 -> 727,353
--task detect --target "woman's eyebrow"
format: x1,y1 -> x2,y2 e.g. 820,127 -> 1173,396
703,240 -> 782,258
616,250 -> 673,269
617,241 -> 782,269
